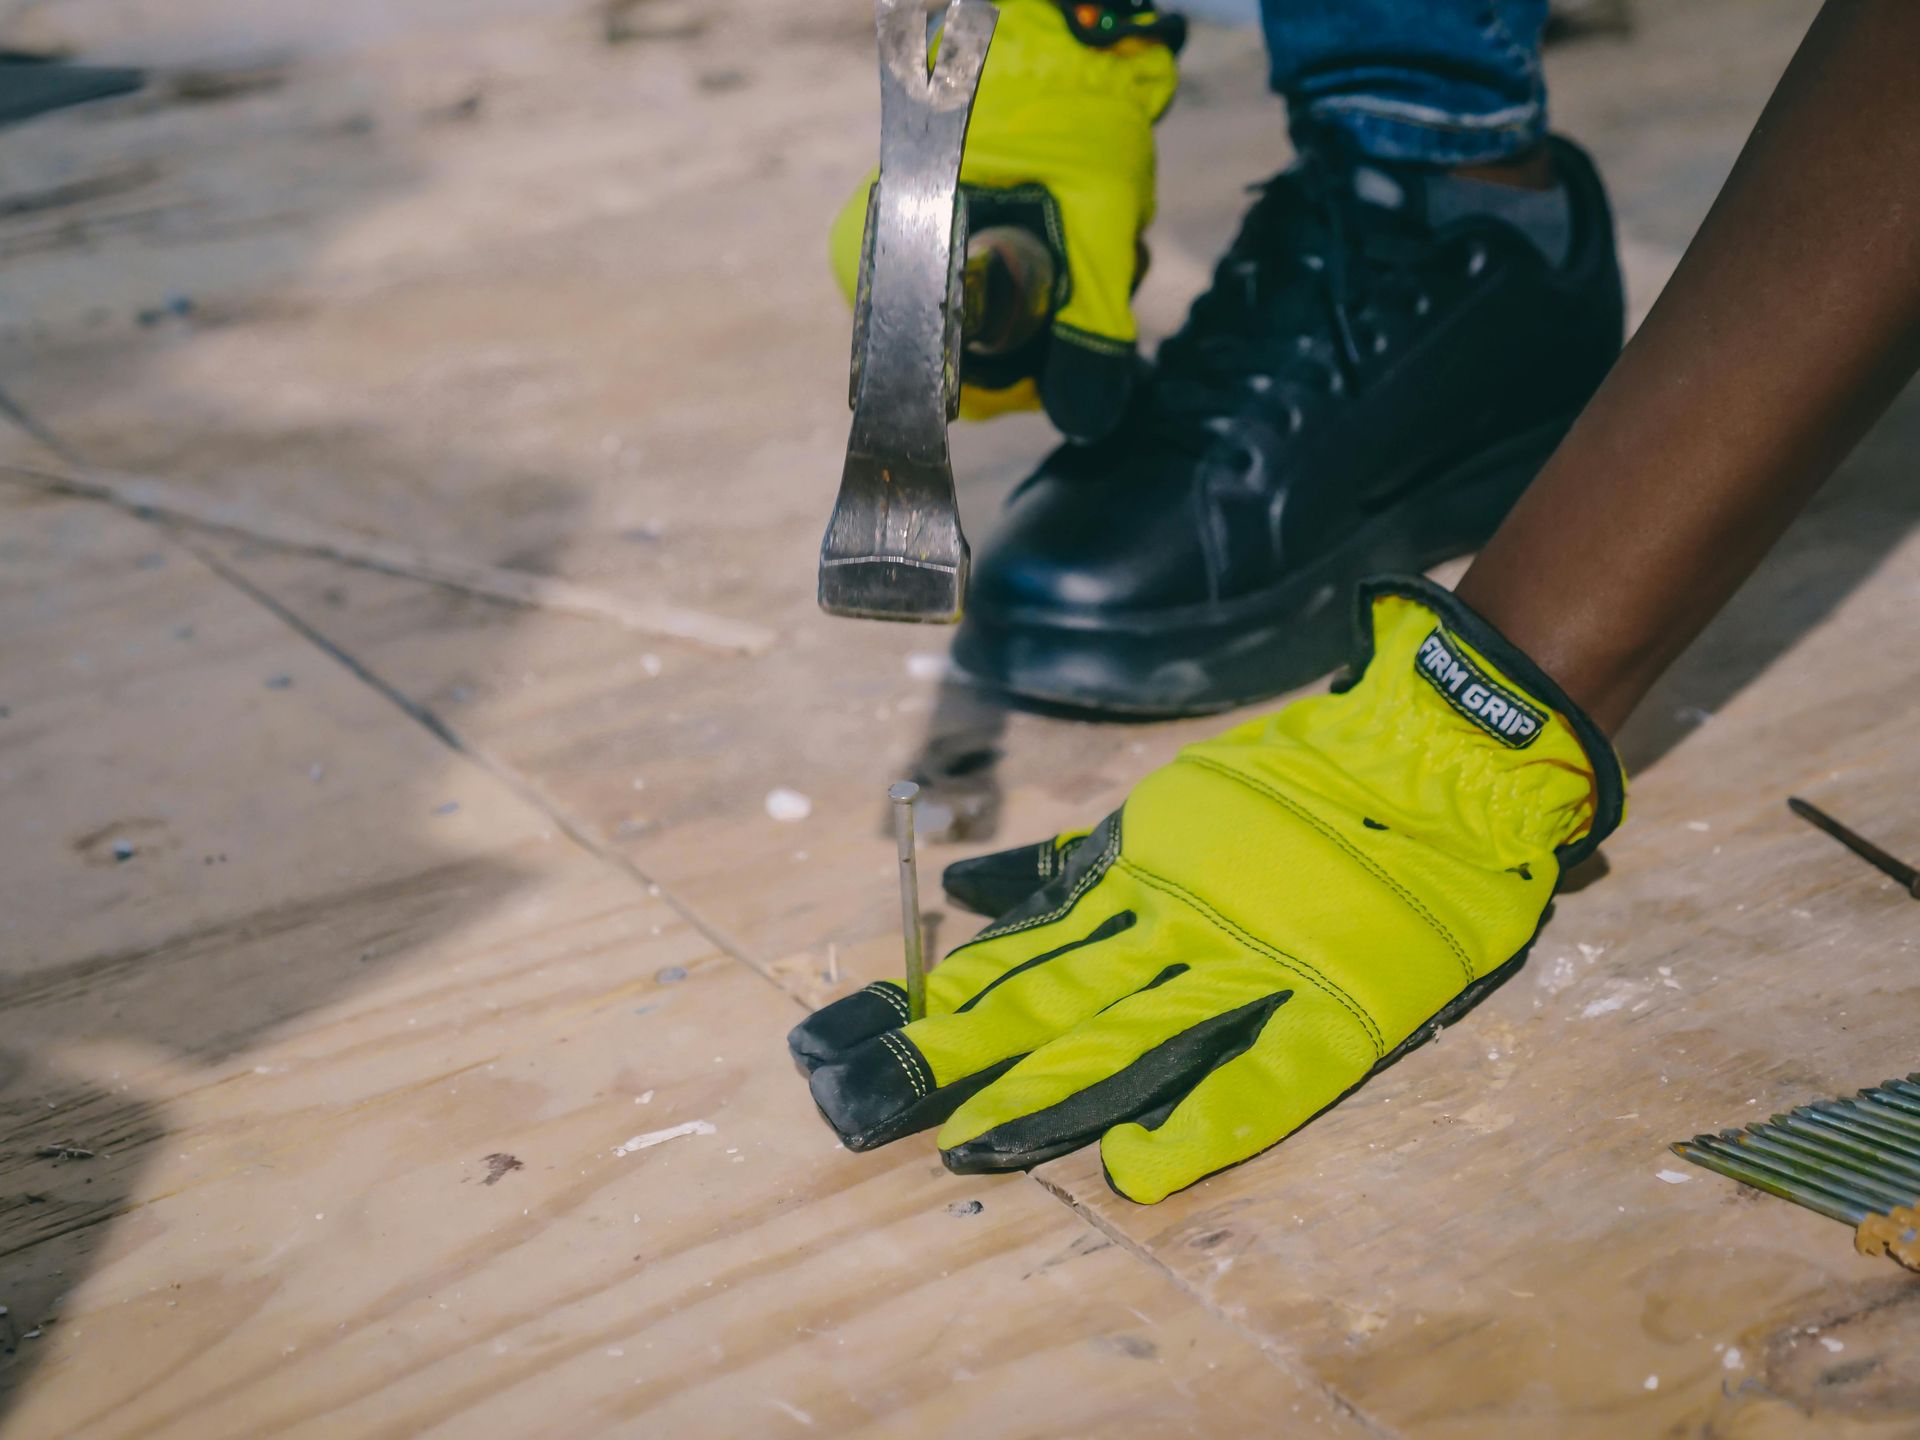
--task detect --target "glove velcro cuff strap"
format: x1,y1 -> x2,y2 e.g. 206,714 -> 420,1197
1340,575 -> 1626,869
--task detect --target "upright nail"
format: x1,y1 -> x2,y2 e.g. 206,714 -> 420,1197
889,780 -> 927,1023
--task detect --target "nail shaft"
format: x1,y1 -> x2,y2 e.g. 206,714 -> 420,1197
1696,1133 -> 1892,1215
1675,1140 -> 1868,1226
1810,1101 -> 1920,1162
889,780 -> 927,1023
1796,1105 -> 1920,1165
1740,1125 -> 1920,1203
1786,797 -> 1920,896
1886,1078 -> 1920,1105
1714,1131 -> 1918,1211
1771,1113 -> 1920,1186
1868,1082 -> 1920,1117
1848,1095 -> 1920,1140
1679,1080 -> 1920,1274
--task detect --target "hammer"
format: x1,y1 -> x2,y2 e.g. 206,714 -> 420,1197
819,0 -> 1055,624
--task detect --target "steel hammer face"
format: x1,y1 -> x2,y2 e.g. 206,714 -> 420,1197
818,0 -> 998,624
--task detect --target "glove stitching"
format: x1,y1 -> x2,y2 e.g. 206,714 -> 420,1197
878,1031 -> 929,1099
1183,754 -> 1477,988
968,823 -> 1121,947
866,982 -> 911,1023
1117,856 -> 1385,1058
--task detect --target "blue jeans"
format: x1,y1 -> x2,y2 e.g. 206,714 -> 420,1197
1261,0 -> 1550,166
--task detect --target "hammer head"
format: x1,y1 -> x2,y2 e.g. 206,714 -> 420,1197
818,0 -> 997,624
820,449 -> 970,623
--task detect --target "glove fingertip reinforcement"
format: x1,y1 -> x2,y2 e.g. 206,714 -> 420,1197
789,575 -> 1625,1203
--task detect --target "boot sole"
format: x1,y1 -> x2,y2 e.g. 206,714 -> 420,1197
951,418 -> 1572,718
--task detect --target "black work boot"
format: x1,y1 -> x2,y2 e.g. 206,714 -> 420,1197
953,135 -> 1624,716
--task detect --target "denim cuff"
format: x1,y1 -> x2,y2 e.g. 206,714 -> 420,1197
1295,94 -> 1547,168
1264,0 -> 1551,168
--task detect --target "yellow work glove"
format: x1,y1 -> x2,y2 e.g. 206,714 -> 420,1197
789,577 -> 1627,1204
829,0 -> 1180,441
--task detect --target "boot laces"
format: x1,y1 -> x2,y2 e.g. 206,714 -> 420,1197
1153,161 -> 1463,456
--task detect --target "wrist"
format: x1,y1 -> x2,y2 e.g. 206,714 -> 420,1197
1340,576 -> 1628,866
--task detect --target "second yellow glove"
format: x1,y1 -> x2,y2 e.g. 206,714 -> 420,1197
829,0 -> 1180,440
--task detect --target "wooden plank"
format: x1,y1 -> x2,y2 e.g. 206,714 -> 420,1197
6,872 -> 1360,1439
192,387 -> 1920,1437
0,0 -> 1795,1013
183,530 -> 1213,1000
0,462 -> 777,655
0,0 -> 889,635
1,1 -> 1887,1433
0,490 -> 567,977
0,491 -> 1363,1437
175,224 -> 1920,1440
1025,405 -> 1920,1438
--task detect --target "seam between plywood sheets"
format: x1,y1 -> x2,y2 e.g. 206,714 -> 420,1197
1030,1169 -> 1401,1439
52,477 -> 1387,1429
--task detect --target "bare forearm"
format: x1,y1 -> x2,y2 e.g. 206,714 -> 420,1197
1457,0 -> 1920,733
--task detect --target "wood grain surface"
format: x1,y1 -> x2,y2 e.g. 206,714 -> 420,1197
8,0 -> 1909,1435
0,491 -> 1358,1437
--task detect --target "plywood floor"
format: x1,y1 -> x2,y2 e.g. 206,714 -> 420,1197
6,1 -> 1920,1435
